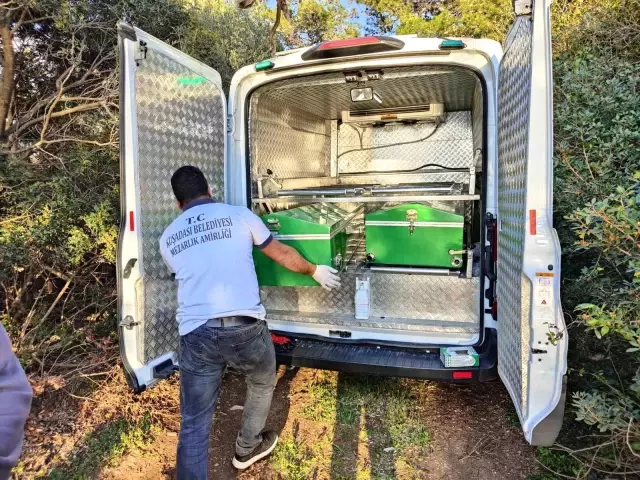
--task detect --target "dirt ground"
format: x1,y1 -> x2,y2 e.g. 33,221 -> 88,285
96,367 -> 539,480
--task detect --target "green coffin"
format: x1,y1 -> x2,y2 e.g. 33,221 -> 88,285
365,203 -> 464,268
253,204 -> 354,286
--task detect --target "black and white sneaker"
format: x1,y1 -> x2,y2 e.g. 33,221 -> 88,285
232,431 -> 279,470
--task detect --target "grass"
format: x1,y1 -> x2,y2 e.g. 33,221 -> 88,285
272,372 -> 433,479
47,415 -> 157,480
301,372 -> 339,422
527,446 -> 586,480
270,436 -> 320,480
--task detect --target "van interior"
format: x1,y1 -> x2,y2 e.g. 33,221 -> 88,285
247,65 -> 486,345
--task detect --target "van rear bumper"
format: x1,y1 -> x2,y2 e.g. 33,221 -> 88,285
275,328 -> 497,382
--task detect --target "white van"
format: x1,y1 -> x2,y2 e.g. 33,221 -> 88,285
117,0 -> 567,446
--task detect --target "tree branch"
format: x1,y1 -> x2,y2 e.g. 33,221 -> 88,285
4,46 -> 115,148
40,64 -> 77,142
10,6 -> 26,34
2,136 -> 116,155
18,15 -> 53,27
9,100 -> 104,140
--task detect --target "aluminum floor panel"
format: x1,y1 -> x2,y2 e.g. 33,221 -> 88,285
260,271 -> 480,334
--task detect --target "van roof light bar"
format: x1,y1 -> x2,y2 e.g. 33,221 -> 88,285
302,36 -> 404,61
439,39 -> 466,50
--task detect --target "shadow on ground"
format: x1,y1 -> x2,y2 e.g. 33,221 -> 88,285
93,368 -> 539,480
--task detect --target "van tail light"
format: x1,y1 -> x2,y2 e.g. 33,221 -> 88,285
302,36 -> 404,60
452,371 -> 473,379
129,211 -> 135,232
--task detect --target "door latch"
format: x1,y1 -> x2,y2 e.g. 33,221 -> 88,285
406,209 -> 418,235
448,249 -> 465,268
119,315 -> 140,330
266,218 -> 281,232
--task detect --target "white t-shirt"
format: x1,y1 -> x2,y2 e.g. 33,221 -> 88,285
159,199 -> 273,336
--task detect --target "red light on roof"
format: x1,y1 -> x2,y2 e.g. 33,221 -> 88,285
452,371 -> 473,379
317,37 -> 381,51
301,36 -> 404,61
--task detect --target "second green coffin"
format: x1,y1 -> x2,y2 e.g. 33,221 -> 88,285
365,203 -> 464,268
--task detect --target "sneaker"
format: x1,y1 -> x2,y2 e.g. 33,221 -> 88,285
232,431 -> 279,470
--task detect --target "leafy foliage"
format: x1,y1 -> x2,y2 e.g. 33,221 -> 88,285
275,0 -> 360,49
550,0 -> 640,474
360,0 -> 512,40
0,0 -> 273,391
175,0 -> 273,91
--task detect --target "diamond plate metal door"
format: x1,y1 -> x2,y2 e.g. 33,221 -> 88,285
497,1 -> 567,446
497,14 -> 533,430
117,24 -> 226,390
136,46 -> 225,365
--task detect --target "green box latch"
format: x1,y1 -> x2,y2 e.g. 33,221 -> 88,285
439,39 -> 466,50
255,60 -> 275,71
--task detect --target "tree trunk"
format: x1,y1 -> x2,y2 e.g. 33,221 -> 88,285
0,21 -> 16,140
269,0 -> 284,55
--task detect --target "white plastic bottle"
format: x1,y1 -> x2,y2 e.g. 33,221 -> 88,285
354,273 -> 371,320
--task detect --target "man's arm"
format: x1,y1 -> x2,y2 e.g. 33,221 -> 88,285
261,239 -> 315,275
239,207 -> 341,290
261,239 -> 340,290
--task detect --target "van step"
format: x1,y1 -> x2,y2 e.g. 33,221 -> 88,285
275,332 -> 497,382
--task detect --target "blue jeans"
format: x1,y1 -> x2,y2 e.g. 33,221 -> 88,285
176,319 -> 276,480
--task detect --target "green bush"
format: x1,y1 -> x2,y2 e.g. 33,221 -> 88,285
552,0 -> 640,473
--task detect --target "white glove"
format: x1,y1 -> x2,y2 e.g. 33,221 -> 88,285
312,265 -> 341,290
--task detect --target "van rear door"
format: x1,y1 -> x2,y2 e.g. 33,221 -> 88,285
496,0 -> 568,445
117,23 -> 227,391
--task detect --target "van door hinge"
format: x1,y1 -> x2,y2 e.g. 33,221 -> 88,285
135,40 -> 148,66
119,315 -> 140,330
484,213 -> 498,319
226,115 -> 233,134
514,0 -> 532,16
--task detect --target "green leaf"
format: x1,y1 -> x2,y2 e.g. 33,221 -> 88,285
575,303 -> 596,310
600,325 -> 610,335
626,348 -> 640,353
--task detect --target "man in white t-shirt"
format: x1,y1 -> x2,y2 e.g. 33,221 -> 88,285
160,166 -> 340,479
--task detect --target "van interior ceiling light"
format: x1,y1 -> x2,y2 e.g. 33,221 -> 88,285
350,87 -> 374,102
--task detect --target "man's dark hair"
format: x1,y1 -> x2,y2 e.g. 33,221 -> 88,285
171,166 -> 209,206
